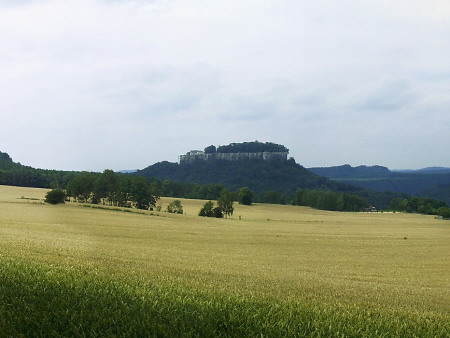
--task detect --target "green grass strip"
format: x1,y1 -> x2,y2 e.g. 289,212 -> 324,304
0,259 -> 448,337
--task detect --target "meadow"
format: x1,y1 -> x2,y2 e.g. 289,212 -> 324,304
0,185 -> 448,336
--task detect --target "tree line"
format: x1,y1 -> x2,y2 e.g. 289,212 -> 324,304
389,196 -> 450,218
291,189 -> 368,212
66,170 -> 159,210
204,141 -> 289,154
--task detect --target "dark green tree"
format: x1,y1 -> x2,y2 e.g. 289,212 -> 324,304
218,189 -> 234,218
45,189 -> 66,204
212,206 -> 223,218
130,176 -> 157,210
66,171 -> 96,202
238,187 -> 254,205
204,145 -> 216,153
198,201 -> 214,217
167,200 -> 183,214
116,176 -> 133,207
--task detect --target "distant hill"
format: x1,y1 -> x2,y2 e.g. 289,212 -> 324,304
136,158 -> 406,209
0,150 -> 76,188
392,167 -> 450,174
308,164 -> 450,205
0,151 -> 19,170
308,164 -> 391,179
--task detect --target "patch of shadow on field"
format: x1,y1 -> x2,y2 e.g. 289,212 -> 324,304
18,196 -> 41,201
78,204 -> 161,217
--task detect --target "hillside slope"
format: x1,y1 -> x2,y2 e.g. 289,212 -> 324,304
0,151 -> 75,188
137,159 -> 356,194
136,159 -> 405,208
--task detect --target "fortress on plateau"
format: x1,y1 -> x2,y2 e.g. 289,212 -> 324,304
179,142 -> 289,165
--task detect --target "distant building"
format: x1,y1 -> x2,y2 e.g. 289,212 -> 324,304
363,206 -> 378,212
179,150 -> 288,165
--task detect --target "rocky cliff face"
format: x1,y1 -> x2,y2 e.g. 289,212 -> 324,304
179,151 -> 288,164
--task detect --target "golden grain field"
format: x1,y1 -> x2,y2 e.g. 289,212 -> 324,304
0,185 -> 449,335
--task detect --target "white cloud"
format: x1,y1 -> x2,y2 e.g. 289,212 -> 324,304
0,0 -> 449,170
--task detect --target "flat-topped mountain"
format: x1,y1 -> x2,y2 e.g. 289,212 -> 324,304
136,142 -> 408,209
179,141 -> 289,164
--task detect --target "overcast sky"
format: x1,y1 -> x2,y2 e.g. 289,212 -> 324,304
1,0 -> 449,171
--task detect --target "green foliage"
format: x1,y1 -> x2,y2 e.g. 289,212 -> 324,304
204,145 -> 216,154
198,201 -> 223,218
198,201 -> 214,217
167,200 -> 183,214
1,259 -> 448,337
418,183 -> 450,206
212,206 -> 224,218
389,196 -> 449,217
0,151 -> 14,170
66,171 -> 96,203
437,206 -> 450,219
258,191 -> 286,204
0,151 -> 77,188
130,176 -> 156,210
218,189 -> 234,218
216,141 -> 288,153
292,189 -> 368,212
238,187 -> 254,205
136,158 -> 404,209
66,172 -> 158,210
44,189 -> 66,204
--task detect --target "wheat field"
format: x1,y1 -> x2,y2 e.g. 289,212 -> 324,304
0,185 -> 448,336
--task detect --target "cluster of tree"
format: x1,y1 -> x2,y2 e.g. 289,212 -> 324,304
213,141 -> 289,154
389,196 -> 449,218
255,191 -> 288,205
66,170 -> 159,210
167,200 -> 183,214
291,189 -> 368,212
198,201 -> 224,218
153,179 -> 226,201
199,189 -> 234,218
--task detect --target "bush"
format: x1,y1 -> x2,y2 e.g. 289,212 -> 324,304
212,207 -> 223,218
167,200 -> 183,214
198,201 -> 224,218
199,201 -> 214,217
238,187 -> 254,205
45,189 -> 66,204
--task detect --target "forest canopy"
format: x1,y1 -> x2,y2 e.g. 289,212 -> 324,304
205,141 -> 288,154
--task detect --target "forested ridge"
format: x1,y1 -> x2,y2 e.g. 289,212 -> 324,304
136,158 -> 409,209
308,164 -> 450,205
0,151 -> 76,189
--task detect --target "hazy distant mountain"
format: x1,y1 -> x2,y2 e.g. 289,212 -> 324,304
117,169 -> 138,174
308,164 -> 391,179
308,164 -> 450,205
392,167 -> 450,174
